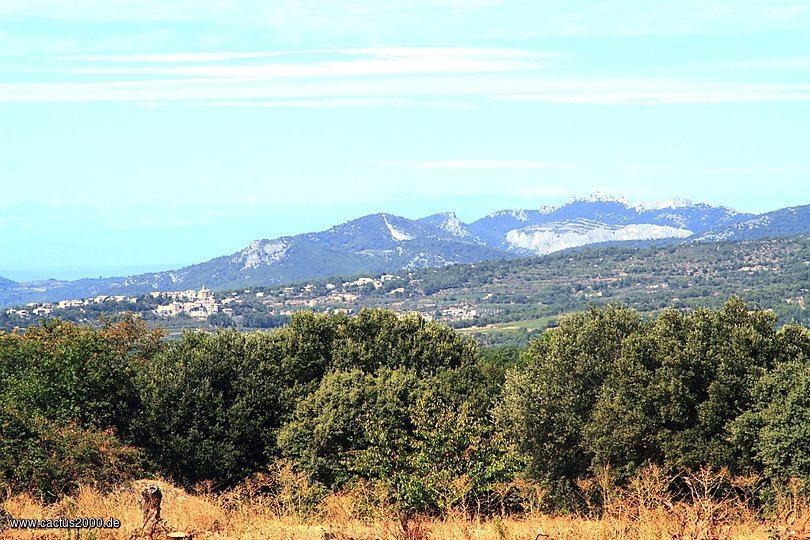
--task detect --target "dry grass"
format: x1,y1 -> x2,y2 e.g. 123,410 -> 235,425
0,471 -> 800,540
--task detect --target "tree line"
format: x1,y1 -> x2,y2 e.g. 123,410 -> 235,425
1,300 -> 810,514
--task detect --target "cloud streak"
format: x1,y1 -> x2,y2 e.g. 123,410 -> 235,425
3,73 -> 810,106
198,98 -> 474,109
369,160 -> 574,170
62,47 -> 548,63
494,79 -> 810,105
2,0 -> 809,37
57,47 -> 548,80
2,47 -> 809,106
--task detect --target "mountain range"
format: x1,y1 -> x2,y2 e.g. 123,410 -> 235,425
3,194 -> 809,307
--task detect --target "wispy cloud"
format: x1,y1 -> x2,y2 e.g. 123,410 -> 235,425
602,165 -> 810,176
369,160 -> 574,170
3,47 -> 810,106
698,57 -> 810,72
62,47 -> 547,63
2,0 -> 809,37
4,72 -> 810,105
2,47 -> 550,104
61,59 -> 534,78
198,98 -> 474,109
61,52 -> 297,63
57,47 -> 547,79
494,80 -> 810,104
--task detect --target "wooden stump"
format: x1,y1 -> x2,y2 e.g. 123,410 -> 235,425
0,507 -> 13,530
140,484 -> 162,540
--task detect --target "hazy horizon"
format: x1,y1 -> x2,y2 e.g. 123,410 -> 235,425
0,193 -> 790,282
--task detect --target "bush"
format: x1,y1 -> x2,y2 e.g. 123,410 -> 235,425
496,298 -> 808,510
733,346 -> 810,488
0,317 -> 158,499
138,310 -> 481,488
330,309 -> 478,373
495,305 -> 643,508
0,404 -> 141,500
279,367 -> 423,488
134,330 -> 302,486
0,318 -> 161,440
358,393 -> 521,516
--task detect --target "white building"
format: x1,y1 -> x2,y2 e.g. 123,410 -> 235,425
156,302 -> 184,317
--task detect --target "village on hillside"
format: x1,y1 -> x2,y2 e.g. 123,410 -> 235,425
2,275 -> 484,332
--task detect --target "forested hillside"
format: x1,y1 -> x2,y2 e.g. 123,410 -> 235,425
5,235 -> 810,347
232,234 -> 810,343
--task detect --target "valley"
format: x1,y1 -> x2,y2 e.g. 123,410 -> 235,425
6,234 -> 809,346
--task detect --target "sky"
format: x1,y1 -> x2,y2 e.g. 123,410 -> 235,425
1,0 -> 809,281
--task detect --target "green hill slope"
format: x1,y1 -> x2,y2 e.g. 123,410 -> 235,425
5,235 -> 810,347
246,235 -> 810,345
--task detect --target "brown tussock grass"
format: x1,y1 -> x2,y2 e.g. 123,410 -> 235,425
0,470 -> 799,540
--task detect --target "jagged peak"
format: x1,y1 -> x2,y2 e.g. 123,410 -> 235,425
485,209 -> 531,221
558,194 -> 732,214
429,211 -> 458,219
436,212 -> 469,237
382,214 -> 413,241
485,195 -> 654,220
567,192 -> 631,206
634,198 -> 693,211
232,238 -> 289,270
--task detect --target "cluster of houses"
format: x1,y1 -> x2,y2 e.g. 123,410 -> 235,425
152,287 -> 221,319
5,276 -> 484,326
439,305 -> 478,321
6,288 -> 225,321
5,305 -> 52,319
6,295 -> 138,319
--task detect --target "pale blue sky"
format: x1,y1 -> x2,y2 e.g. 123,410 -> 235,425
1,1 -> 809,280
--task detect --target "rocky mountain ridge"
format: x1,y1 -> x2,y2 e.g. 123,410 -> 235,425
4,195 -> 805,307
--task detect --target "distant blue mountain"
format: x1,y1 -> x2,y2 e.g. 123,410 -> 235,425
0,195 -> 788,307
0,213 -> 511,305
468,195 -> 750,255
417,211 -> 483,243
694,204 -> 810,242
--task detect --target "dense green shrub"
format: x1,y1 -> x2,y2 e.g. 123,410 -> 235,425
731,327 -> 810,488
355,391 -> 520,515
135,309 -> 479,488
497,298 -> 810,510
134,329 -> 308,486
495,305 -> 643,507
278,368 -> 418,489
0,317 -> 159,499
329,309 -> 478,373
7,302 -> 810,517
277,325 -> 513,514
0,404 -> 141,500
585,299 -> 785,477
0,319 -> 148,437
